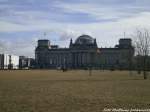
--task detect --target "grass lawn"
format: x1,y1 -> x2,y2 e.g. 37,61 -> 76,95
0,70 -> 150,112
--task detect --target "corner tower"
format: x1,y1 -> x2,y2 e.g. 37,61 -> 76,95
37,39 -> 51,49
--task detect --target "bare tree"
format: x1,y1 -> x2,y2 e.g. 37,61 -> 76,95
133,29 -> 150,79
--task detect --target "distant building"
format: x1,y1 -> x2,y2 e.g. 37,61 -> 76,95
19,56 -> 35,69
0,54 -> 19,69
35,35 -> 134,69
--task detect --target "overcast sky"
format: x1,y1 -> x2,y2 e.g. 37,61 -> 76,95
1,0 -> 150,57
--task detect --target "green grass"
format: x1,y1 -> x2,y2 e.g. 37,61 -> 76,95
0,70 -> 150,112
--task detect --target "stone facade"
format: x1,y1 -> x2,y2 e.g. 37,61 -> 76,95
35,35 -> 134,69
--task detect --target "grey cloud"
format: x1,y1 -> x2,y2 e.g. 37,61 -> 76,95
60,29 -> 81,41
0,40 -> 7,53
54,0 -> 150,22
1,0 -> 150,24
0,39 -> 36,57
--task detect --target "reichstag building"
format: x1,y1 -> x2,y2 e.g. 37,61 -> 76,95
35,35 -> 134,69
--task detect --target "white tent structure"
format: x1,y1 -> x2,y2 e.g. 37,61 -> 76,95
0,54 -> 19,69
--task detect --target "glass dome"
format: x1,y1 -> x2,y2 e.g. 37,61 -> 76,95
75,35 -> 94,45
